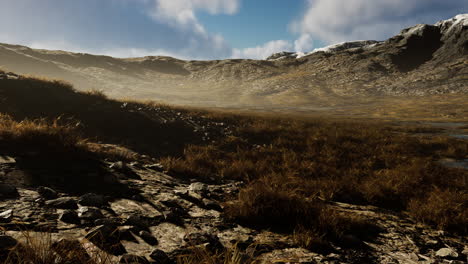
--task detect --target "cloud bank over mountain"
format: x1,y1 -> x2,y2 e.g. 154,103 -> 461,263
291,0 -> 468,49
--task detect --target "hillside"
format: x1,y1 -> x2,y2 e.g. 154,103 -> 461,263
0,13 -> 467,264
0,70 -> 467,263
1,15 -> 467,110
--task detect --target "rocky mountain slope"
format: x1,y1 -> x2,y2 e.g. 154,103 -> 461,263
0,15 -> 467,109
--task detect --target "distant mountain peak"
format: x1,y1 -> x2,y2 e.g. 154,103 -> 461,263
268,13 -> 468,61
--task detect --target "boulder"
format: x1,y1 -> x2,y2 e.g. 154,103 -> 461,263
59,210 -> 80,224
0,184 -> 19,199
118,226 -> 138,242
189,182 -> 208,195
94,217 -> 123,226
436,247 -> 459,259
37,186 -> 58,200
46,197 -> 78,209
78,207 -> 104,221
110,162 -> 140,179
149,249 -> 171,263
202,199 -> 222,211
0,235 -> 17,250
124,215 -> 149,229
0,209 -> 13,223
138,230 -> 158,246
162,209 -> 185,225
79,193 -> 107,207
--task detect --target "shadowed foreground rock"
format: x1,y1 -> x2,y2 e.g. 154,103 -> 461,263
0,152 -> 466,264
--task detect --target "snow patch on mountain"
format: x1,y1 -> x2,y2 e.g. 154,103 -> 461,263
436,14 -> 468,35
305,40 -> 380,55
266,40 -> 381,61
267,14 -> 468,61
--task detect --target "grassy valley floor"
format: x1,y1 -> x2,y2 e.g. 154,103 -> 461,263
0,72 -> 467,263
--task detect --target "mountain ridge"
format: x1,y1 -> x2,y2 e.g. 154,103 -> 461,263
0,14 -> 467,109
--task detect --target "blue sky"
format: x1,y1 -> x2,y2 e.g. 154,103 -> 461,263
0,0 -> 467,59
198,0 -> 306,48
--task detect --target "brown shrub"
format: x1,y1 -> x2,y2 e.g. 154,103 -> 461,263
408,188 -> 468,234
0,114 -> 85,156
224,178 -> 379,249
3,232 -> 113,264
161,116 -> 468,235
0,114 -> 132,194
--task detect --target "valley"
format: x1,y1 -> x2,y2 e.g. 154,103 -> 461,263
0,14 -> 467,264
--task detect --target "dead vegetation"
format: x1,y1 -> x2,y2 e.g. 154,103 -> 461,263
0,114 -> 134,195
2,231 -> 113,264
1,232 -> 253,264
161,116 -> 468,236
173,246 -> 255,264
0,114 -> 86,156
0,73 -> 202,157
0,72 -> 467,262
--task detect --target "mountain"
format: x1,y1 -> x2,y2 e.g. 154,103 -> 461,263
0,14 -> 467,110
0,15 -> 468,264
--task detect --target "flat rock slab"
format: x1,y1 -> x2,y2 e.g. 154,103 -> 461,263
149,223 -> 186,253
110,199 -> 162,219
188,205 -> 220,218
0,156 -> 15,164
46,197 -> 78,209
436,247 -> 459,258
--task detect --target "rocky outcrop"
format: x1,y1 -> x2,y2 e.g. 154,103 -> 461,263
434,14 -> 468,61
0,148 -> 466,263
266,51 -> 298,60
388,24 -> 442,72
267,40 -> 381,60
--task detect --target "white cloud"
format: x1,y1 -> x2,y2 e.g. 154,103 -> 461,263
0,0 -> 240,60
232,40 -> 293,59
294,34 -> 313,53
149,0 -> 239,36
146,0 -> 240,58
293,0 -> 468,44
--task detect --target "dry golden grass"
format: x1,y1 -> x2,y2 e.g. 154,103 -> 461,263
408,188 -> 467,233
1,71 -> 467,252
1,230 -> 253,264
83,89 -> 108,100
0,114 -> 86,156
175,246 -> 254,264
0,114 -> 135,195
161,116 -> 468,236
3,232 -> 114,264
0,114 -> 133,162
0,73 -> 207,157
